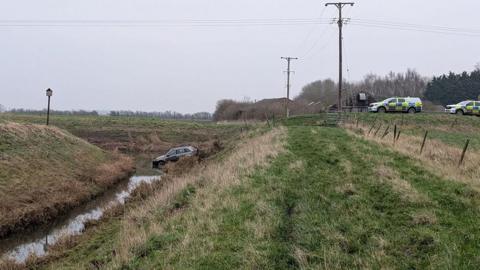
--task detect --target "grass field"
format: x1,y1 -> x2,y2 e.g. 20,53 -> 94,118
0,114 -> 243,155
33,114 -> 480,269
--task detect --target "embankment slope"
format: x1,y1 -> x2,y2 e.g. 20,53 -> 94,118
0,122 -> 134,238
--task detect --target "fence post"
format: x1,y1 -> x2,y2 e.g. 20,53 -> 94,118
368,123 -> 376,135
393,125 -> 397,144
374,124 -> 383,136
396,130 -> 401,143
381,126 -> 390,139
265,113 -> 271,128
458,139 -> 470,167
420,130 -> 428,154
382,126 -> 390,139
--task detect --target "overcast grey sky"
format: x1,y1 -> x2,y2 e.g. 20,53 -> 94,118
1,0 -> 479,113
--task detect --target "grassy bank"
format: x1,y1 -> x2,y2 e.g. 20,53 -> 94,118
39,124 -> 480,269
0,122 -> 134,238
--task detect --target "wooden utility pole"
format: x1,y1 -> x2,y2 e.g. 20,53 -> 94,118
325,2 -> 354,112
281,57 -> 298,118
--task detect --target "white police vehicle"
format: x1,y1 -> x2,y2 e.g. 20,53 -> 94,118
369,97 -> 423,114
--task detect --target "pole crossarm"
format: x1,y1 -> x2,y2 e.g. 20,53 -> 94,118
325,2 -> 354,8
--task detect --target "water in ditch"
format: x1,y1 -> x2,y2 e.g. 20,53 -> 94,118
0,173 -> 161,264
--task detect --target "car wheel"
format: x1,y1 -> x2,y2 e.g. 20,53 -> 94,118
378,107 -> 386,113
158,161 -> 166,166
408,107 -> 416,114
456,110 -> 464,115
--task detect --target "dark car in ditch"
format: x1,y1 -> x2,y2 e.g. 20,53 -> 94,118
152,146 -> 198,168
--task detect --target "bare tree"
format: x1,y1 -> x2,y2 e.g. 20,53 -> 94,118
0,104 -> 5,113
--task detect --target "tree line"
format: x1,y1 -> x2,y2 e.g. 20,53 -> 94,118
2,108 -> 212,120
109,110 -> 212,120
424,69 -> 480,105
213,66 -> 480,120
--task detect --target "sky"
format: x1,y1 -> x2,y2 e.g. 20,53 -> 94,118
0,0 -> 479,113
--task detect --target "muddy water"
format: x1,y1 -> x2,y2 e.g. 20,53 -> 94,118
0,172 -> 162,264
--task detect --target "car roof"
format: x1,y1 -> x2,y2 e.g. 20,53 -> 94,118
385,97 -> 421,100
169,146 -> 196,151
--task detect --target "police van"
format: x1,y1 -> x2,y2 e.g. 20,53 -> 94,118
368,97 -> 423,113
445,100 -> 480,116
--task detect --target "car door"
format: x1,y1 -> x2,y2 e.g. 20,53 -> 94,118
387,98 -> 397,112
465,102 -> 475,115
166,150 -> 177,161
173,149 -> 184,161
474,102 -> 480,115
397,98 -> 406,112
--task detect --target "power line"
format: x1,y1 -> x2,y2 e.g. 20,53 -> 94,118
296,6 -> 328,51
0,18 -> 333,28
349,21 -> 480,37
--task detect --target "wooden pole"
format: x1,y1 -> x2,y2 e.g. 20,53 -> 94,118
368,123 -> 376,135
393,125 -> 397,144
420,131 -> 428,154
396,130 -> 401,142
381,126 -> 390,138
374,124 -> 383,136
458,139 -> 470,167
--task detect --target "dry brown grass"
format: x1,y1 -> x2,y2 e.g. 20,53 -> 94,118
106,127 -> 286,268
411,211 -> 437,226
0,123 -> 135,238
374,164 -> 428,203
345,123 -> 480,192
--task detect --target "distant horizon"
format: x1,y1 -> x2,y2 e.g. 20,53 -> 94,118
2,0 -> 479,113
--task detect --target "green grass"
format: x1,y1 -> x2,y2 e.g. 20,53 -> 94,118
72,125 -> 478,269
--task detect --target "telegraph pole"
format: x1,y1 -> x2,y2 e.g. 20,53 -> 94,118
325,2 -> 354,112
281,56 -> 298,118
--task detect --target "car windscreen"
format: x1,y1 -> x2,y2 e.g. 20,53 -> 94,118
384,98 -> 395,103
458,101 -> 470,106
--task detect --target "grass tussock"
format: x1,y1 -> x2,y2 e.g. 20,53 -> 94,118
0,122 -> 134,238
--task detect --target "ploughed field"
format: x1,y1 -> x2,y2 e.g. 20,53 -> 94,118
36,114 -> 480,269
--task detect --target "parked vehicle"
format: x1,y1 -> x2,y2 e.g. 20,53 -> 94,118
368,97 -> 423,113
445,100 -> 480,115
152,146 -> 198,168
